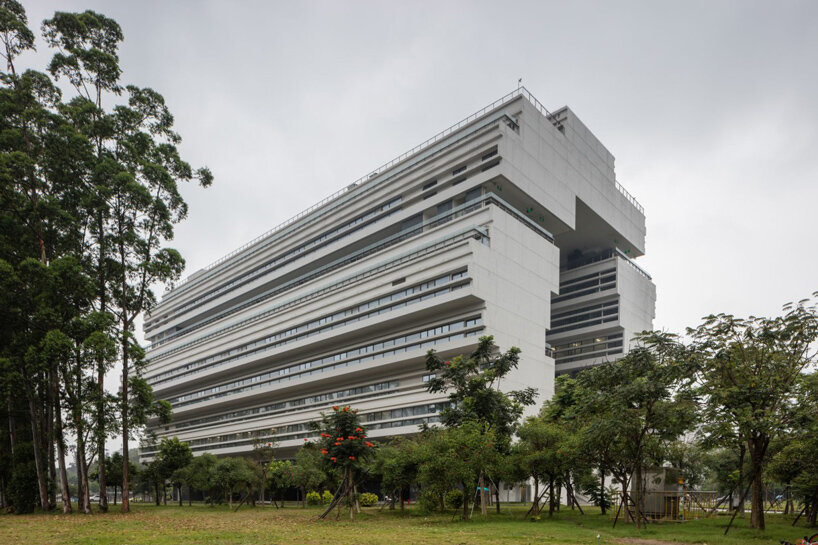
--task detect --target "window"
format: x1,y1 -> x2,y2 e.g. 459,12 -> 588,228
465,187 -> 482,202
422,179 -> 437,190
401,213 -> 423,231
437,200 -> 452,214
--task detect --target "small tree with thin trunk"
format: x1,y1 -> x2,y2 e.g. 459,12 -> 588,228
425,335 -> 535,516
315,406 -> 375,520
689,296 -> 818,530
571,333 -> 696,529
292,443 -> 325,508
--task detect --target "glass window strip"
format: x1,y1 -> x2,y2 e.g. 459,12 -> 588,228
167,321 -> 483,408
148,273 -> 470,385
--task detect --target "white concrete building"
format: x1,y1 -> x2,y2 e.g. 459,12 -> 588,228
140,88 -> 655,461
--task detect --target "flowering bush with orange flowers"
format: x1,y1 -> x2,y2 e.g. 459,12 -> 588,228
314,405 -> 376,470
312,405 -> 377,520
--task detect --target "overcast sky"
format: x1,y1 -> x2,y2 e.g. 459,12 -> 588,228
23,0 -> 818,336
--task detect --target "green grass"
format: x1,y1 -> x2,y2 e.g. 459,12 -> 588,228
0,502 -> 813,545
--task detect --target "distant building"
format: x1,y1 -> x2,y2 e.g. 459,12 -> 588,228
140,88 -> 655,461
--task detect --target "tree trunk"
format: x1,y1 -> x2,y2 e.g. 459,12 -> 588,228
479,472 -> 488,516
737,443 -> 745,517
7,396 -> 17,456
400,487 -> 404,510
549,475 -> 555,517
76,444 -> 91,514
53,394 -> 72,514
462,481 -> 470,520
75,415 -> 91,514
121,317 -> 131,513
495,484 -> 500,514
154,483 -> 161,506
25,386 -> 49,511
533,476 -> 539,515
114,486 -> 118,505
229,486 -> 233,510
76,449 -> 85,512
96,408 -> 107,512
47,368 -> 56,510
634,464 -> 643,529
600,470 -> 607,515
96,233 -> 109,513
748,439 -> 766,530
807,487 -> 818,527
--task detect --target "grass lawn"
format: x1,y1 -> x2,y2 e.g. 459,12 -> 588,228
0,502 -> 814,545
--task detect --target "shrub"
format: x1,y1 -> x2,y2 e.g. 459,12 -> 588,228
359,492 -> 378,507
321,490 -> 333,505
418,490 -> 440,513
444,489 -> 464,510
306,491 -> 321,505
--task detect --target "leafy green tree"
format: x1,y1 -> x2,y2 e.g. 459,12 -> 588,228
0,0 -> 98,512
415,422 -> 499,520
42,9 -> 212,514
91,452 -> 133,505
689,298 -> 818,530
267,460 -> 295,508
571,333 -> 696,528
156,437 -> 193,505
513,416 -> 570,517
185,453 -> 218,505
769,370 -> 818,526
425,335 -> 535,514
292,443 -> 326,508
250,434 -> 276,506
212,457 -> 257,509
372,436 -> 419,510
314,405 -> 376,520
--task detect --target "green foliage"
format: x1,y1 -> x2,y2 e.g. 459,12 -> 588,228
212,457 -> 258,502
185,454 -> 218,504
415,422 -> 499,517
577,472 -> 611,512
418,490 -> 440,513
158,437 -> 193,480
359,492 -> 379,507
321,490 -> 333,505
689,299 -> 818,529
292,444 -> 326,500
267,460 -> 295,499
425,335 -> 534,444
564,332 -> 696,526
444,489 -> 464,510
7,441 -> 39,513
372,435 -> 419,499
305,491 -> 321,505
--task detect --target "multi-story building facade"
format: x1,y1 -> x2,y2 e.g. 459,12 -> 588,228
140,88 -> 655,461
